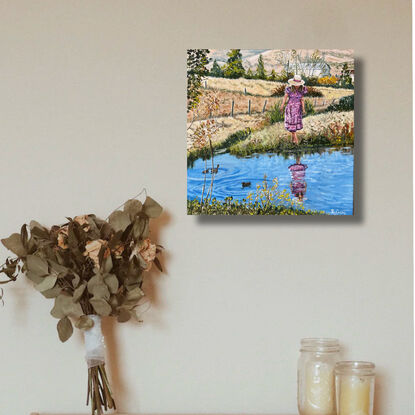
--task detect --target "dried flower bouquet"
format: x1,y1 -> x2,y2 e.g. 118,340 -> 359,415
0,196 -> 164,415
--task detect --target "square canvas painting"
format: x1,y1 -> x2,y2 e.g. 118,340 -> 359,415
187,49 -> 354,215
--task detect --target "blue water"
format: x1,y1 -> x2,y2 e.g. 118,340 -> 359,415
187,148 -> 354,215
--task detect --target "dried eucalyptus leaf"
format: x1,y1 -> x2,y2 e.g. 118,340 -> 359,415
41,286 -> 62,299
125,286 -> 144,305
108,211 -> 130,233
20,224 -> 28,248
30,226 -> 50,239
109,295 -> 119,308
90,283 -> 110,300
1,233 -> 26,257
73,282 -> 86,302
154,257 -> 163,272
102,255 -> 113,274
86,216 -> 100,238
121,223 -> 133,242
29,221 -> 50,239
90,298 -> 112,316
26,270 -> 44,284
100,222 -> 113,240
67,223 -> 78,249
87,274 -> 102,293
71,301 -> 83,318
104,274 -> 119,294
142,196 -> 162,218
141,219 -> 149,238
117,308 -> 131,323
71,273 -> 80,288
132,218 -> 145,239
87,274 -> 109,297
75,315 -> 94,330
51,296 -> 68,319
57,316 -> 73,342
124,199 -> 142,219
26,255 -> 48,276
51,294 -> 83,319
35,275 -> 57,292
48,260 -> 68,276
108,230 -> 123,250
29,220 -> 46,231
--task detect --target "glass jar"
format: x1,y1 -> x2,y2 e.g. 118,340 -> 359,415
335,361 -> 375,415
298,338 -> 340,415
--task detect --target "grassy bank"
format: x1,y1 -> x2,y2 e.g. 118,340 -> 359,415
187,111 -> 354,162
187,128 -> 251,167
188,176 -> 325,215
228,111 -> 354,156
187,198 -> 324,215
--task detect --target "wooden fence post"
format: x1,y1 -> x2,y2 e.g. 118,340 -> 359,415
244,87 -> 247,95
248,99 -> 251,115
231,100 -> 234,117
262,99 -> 267,113
204,80 -> 207,89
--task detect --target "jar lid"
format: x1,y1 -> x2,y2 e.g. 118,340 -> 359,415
335,361 -> 375,376
300,338 -> 340,352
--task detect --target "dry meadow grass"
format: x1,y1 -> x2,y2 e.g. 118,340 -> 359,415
241,111 -> 354,147
204,77 -> 284,96
188,77 -> 354,121
187,113 -> 266,150
204,77 -> 354,99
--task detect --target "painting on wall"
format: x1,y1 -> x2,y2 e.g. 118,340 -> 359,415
187,49 -> 355,216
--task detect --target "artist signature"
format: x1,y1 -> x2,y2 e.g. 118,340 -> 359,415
329,209 -> 347,215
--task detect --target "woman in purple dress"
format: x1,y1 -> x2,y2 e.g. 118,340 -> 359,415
280,75 -> 307,145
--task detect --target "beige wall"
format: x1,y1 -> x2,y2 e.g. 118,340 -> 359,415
0,1 -> 412,414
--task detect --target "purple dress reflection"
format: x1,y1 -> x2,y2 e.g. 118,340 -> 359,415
289,156 -> 308,202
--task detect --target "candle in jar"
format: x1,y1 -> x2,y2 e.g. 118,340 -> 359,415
303,361 -> 335,415
338,375 -> 371,415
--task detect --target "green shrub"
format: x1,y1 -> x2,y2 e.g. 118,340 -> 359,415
220,128 -> 251,148
266,99 -> 314,125
271,85 -> 323,97
275,70 -> 294,83
304,76 -> 319,86
187,128 -> 251,167
267,101 -> 284,124
304,99 -> 315,115
326,94 -> 354,112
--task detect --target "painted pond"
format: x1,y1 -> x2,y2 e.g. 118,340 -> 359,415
187,148 -> 354,215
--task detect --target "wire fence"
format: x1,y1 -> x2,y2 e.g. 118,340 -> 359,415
189,97 -> 340,122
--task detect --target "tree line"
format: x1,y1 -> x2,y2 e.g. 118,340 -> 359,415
210,49 -> 353,88
210,49 -> 280,81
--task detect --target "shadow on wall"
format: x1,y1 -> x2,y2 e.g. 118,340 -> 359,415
101,208 -> 171,413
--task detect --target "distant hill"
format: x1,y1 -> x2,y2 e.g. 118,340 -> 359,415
207,49 -> 354,75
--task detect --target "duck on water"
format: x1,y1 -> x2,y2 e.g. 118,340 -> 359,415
202,164 -> 219,174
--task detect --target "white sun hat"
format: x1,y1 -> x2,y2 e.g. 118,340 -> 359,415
288,74 -> 305,86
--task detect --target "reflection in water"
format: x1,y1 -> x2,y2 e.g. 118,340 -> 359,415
289,155 -> 307,202
187,148 -> 354,215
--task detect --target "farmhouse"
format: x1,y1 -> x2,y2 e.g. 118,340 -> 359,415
285,60 -> 331,77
